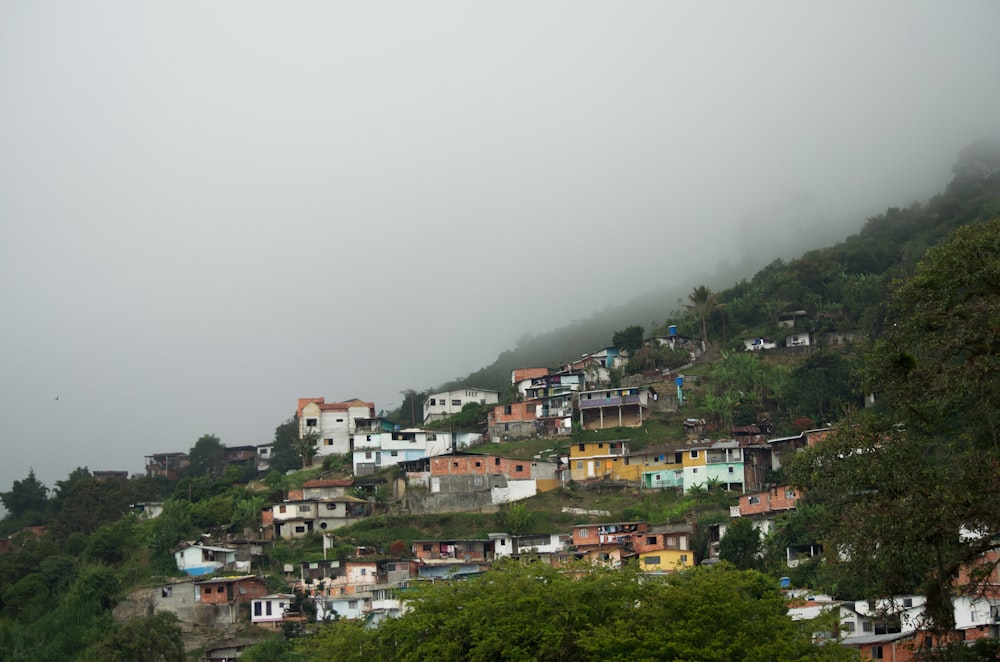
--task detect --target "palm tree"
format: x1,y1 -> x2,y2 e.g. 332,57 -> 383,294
686,285 -> 716,350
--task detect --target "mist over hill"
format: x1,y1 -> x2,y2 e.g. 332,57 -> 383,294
406,137 -> 1000,409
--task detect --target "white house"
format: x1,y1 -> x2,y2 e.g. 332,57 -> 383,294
174,543 -> 237,576
743,337 -> 777,351
423,388 -> 499,423
352,427 -> 454,475
298,397 -> 378,460
251,594 -> 297,628
271,496 -> 371,539
785,332 -> 812,347
490,533 -> 568,558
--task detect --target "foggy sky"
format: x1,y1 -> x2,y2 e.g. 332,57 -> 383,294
2,2 -> 999,495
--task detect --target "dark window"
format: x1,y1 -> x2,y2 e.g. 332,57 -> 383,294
515,465 -> 524,472
871,646 -> 883,660
504,405 -> 512,415
495,457 -> 501,465
305,418 -> 317,427
266,601 -> 272,616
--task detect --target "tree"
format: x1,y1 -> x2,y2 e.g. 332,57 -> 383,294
718,516 -> 762,570
791,218 -> 1000,633
186,434 -> 226,478
269,416 -> 302,474
297,431 -> 320,469
294,562 -> 853,662
782,351 -> 860,425
91,612 -> 185,662
685,285 -> 717,349
612,325 -> 644,355
1,469 -> 49,522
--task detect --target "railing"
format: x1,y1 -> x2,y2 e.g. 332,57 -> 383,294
578,394 -> 641,409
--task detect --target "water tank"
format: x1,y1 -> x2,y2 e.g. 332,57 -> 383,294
668,325 -> 678,336
780,576 -> 791,588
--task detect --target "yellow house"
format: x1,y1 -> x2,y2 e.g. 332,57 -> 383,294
638,548 -> 693,572
568,440 -> 628,481
617,445 -> 685,484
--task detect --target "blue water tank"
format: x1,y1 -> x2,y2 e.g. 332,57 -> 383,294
668,325 -> 678,336
675,376 -> 684,387
780,576 -> 791,588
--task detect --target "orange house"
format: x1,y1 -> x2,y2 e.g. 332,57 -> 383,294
195,575 -> 269,605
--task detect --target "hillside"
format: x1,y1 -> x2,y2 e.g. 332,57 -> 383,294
2,139 -> 1000,660
400,138 -> 1000,412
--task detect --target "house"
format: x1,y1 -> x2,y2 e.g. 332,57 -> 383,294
412,538 -> 495,563
202,639 -> 258,662
577,386 -> 654,430
743,337 -> 777,351
490,533 -> 569,559
351,427 -> 454,475
512,367 -> 550,398
194,575 -> 269,605
569,440 -> 628,482
251,593 -> 299,628
299,559 -> 417,595
562,347 -> 628,386
681,441 -> 747,493
270,495 -> 371,539
635,524 -> 695,572
732,485 -> 802,535
256,443 -> 273,472
173,543 -> 237,576
785,331 -> 812,348
145,452 -> 189,480
423,388 -> 499,423
824,331 -> 857,346
298,397 -> 378,460
526,371 -> 584,435
223,445 -> 258,472
572,521 -> 648,552
488,400 -> 543,441
131,502 -> 163,518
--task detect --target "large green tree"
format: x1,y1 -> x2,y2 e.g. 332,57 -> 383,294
612,325 -> 644,355
186,434 -> 226,478
269,416 -> 302,474
291,562 -> 854,662
1,469 -> 49,523
791,218 -> 1000,633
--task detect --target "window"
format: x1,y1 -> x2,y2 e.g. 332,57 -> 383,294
504,424 -> 509,432
390,451 -> 398,457
365,451 -> 372,459
679,554 -> 687,563
324,438 -> 333,446
265,601 -> 272,616
295,525 -> 306,533
902,597 -> 912,608
862,621 -> 873,633
644,556 -> 661,565
666,536 -> 676,547
475,461 -> 481,467
647,536 -> 658,545
349,600 -> 358,609
598,442 -> 604,449
785,488 -> 796,499
422,544 -> 432,551
453,462 -> 459,468
254,601 -> 262,616
495,457 -> 501,466
578,444 -> 585,451
366,435 -> 372,441
870,646 -> 883,660
515,465 -> 524,472
298,505 -> 312,513
161,587 -> 172,598
526,404 -> 536,413
748,495 -> 760,504
427,433 -> 436,441
305,418 -> 317,427
360,568 -> 367,575
728,466 -> 734,474
692,468 -> 698,474
579,529 -> 589,538
504,405 -> 512,415
203,586 -> 212,594
279,505 -> 287,513
325,503 -> 337,510
336,418 -> 343,423
576,461 -> 583,469
429,398 -> 436,406
452,399 -> 461,406
843,621 -> 856,632
690,451 -> 698,458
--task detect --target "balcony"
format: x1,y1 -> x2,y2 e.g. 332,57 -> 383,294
579,394 -> 640,409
